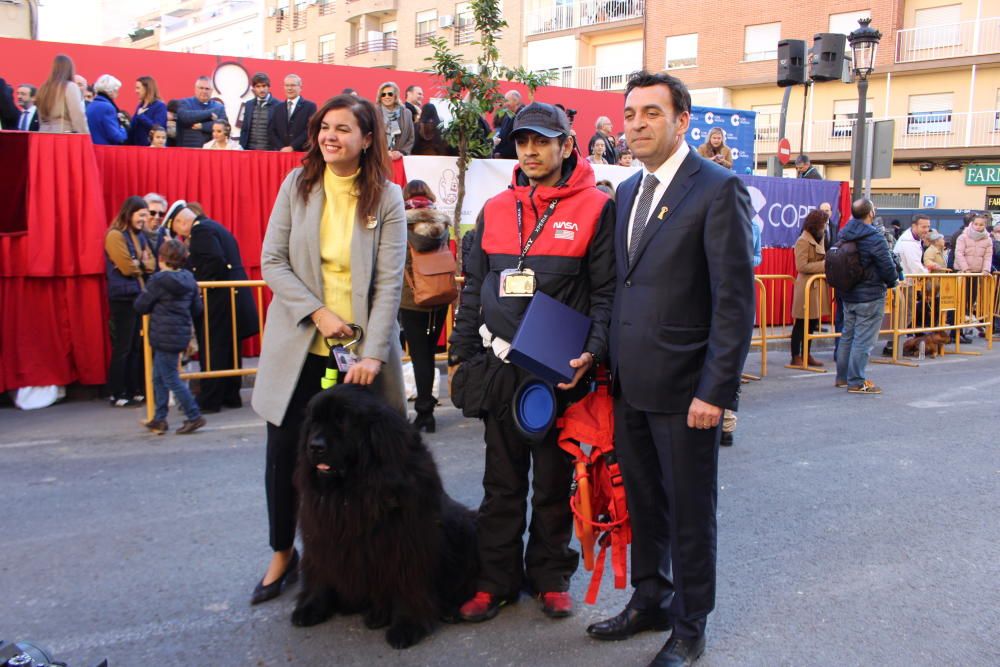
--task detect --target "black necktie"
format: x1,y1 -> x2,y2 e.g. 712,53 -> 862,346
628,173 -> 660,265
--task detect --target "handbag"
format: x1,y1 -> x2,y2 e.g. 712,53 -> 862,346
405,245 -> 458,307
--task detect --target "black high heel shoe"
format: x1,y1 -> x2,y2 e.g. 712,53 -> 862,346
412,413 -> 436,434
250,549 -> 299,605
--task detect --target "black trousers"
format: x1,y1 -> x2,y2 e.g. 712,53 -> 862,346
265,353 -> 326,552
107,299 -> 144,400
790,318 -> 819,358
476,355 -> 579,596
615,399 -> 719,640
400,306 -> 448,415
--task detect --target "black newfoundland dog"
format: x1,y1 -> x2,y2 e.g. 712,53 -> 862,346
292,384 -> 478,649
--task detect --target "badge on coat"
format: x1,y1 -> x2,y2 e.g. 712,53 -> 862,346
365,215 -> 378,229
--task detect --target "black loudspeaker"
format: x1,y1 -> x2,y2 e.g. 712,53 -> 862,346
810,33 -> 847,81
777,39 -> 806,87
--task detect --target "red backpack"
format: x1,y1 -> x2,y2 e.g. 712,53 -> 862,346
556,374 -> 631,604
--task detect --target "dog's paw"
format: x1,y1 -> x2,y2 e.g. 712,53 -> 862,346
364,607 -> 391,629
386,621 -> 428,649
292,601 -> 333,627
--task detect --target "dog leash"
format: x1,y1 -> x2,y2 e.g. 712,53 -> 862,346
321,324 -> 364,389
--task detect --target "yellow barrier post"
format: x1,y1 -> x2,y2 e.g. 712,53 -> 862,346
143,314 -> 155,424
795,274 -> 838,373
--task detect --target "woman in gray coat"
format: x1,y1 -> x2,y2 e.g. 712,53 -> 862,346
249,94 -> 407,604
376,81 -> 414,160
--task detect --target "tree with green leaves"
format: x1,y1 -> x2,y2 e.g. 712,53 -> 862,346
426,0 -> 552,235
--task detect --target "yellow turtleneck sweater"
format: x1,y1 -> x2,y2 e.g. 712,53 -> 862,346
309,167 -> 358,356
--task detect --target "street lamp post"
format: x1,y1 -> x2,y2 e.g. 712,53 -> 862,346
848,18 -> 882,200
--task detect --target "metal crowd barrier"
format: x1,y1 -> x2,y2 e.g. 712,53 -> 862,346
143,280 -> 269,423
749,274 -> 796,377
796,272 -> 997,373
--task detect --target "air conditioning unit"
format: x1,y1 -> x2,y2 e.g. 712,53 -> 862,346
268,8 -> 278,17
439,15 -> 454,29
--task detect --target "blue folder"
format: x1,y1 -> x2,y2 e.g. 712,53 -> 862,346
508,291 -> 592,385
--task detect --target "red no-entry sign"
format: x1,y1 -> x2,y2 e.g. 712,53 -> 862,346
777,138 -> 792,165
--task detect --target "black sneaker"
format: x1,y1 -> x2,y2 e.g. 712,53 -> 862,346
720,431 -> 734,447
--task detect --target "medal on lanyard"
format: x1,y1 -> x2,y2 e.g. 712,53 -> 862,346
500,198 -> 559,298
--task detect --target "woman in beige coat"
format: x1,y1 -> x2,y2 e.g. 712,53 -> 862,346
791,210 -> 831,366
35,54 -> 89,134
249,94 -> 406,605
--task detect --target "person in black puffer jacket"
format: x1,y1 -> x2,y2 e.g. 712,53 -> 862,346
400,180 -> 452,433
134,240 -> 206,435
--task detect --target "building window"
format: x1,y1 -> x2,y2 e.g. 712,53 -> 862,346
913,4 -> 962,49
319,0 -> 335,17
907,92 -> 953,134
293,1 -> 308,30
752,104 -> 782,142
381,20 -> 398,42
416,9 -> 437,47
455,2 -> 474,45
593,40 -> 642,91
275,43 -> 291,61
665,34 -> 697,69
829,10 -> 871,36
744,22 -> 780,62
319,33 -> 336,64
293,40 -> 307,61
832,98 -> 873,137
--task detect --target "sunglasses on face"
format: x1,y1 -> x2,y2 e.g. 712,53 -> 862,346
149,210 -> 165,218
381,91 -> 395,98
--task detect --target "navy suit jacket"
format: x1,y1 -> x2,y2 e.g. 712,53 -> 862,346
268,97 -> 317,151
238,96 -> 279,149
609,151 -> 756,413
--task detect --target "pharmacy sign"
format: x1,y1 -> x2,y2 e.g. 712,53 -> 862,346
965,165 -> 1000,185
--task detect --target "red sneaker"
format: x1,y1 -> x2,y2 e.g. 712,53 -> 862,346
459,591 -> 508,622
539,591 -> 573,618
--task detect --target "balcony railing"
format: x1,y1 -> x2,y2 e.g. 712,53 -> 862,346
534,64 -> 637,91
455,22 -> 475,45
319,0 -> 335,16
895,17 -> 1000,63
415,31 -> 435,47
318,52 -> 336,64
525,0 -> 644,36
755,110 -> 1000,156
292,5 -> 308,29
345,37 -> 398,57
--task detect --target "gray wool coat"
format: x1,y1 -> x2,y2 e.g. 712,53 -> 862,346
251,167 -> 407,426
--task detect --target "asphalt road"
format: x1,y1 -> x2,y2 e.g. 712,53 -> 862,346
2,344 -> 999,667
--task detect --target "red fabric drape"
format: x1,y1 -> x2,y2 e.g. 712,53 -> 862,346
756,248 -> 796,327
0,135 -> 414,392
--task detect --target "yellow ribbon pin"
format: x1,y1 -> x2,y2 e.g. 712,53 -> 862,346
657,206 -> 669,220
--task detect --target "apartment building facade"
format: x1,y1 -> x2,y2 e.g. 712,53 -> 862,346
104,0 -> 264,57
260,0 -> 521,76
645,0 -> 1000,209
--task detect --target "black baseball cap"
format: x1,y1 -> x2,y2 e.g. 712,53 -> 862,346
511,103 -> 571,139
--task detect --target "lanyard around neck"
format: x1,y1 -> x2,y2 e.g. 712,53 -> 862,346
514,197 -> 559,271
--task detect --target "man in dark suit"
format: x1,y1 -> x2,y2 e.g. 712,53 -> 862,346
492,90 -> 523,159
0,77 -> 20,129
164,201 -> 260,413
15,84 -> 39,131
238,73 -> 279,150
586,71 -> 755,667
269,74 -> 317,152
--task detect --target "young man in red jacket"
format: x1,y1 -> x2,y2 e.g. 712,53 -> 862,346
449,103 -> 616,621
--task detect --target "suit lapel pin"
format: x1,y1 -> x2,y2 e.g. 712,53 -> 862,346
657,206 -> 669,220
365,216 -> 378,229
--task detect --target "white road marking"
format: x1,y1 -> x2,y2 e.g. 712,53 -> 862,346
0,439 -> 61,450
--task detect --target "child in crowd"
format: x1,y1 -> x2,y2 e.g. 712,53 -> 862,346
134,239 -> 206,435
149,125 -> 167,148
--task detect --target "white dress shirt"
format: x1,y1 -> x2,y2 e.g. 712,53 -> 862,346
627,140 -> 690,247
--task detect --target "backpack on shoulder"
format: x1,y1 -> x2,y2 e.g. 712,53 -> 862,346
825,240 -> 864,291
405,245 -> 459,307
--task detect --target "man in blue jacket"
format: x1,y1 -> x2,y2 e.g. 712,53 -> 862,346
835,198 -> 898,395
176,76 -> 227,148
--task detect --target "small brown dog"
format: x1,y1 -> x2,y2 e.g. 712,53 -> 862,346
902,332 -> 950,358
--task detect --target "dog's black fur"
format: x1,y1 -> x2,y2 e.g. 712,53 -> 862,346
292,384 -> 478,649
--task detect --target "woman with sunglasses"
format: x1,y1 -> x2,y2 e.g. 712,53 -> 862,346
249,94 -> 407,604
375,81 -> 413,161
141,192 -> 169,252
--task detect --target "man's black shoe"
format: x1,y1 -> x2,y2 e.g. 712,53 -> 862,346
720,431 -> 733,447
586,607 -> 671,641
648,634 -> 706,667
